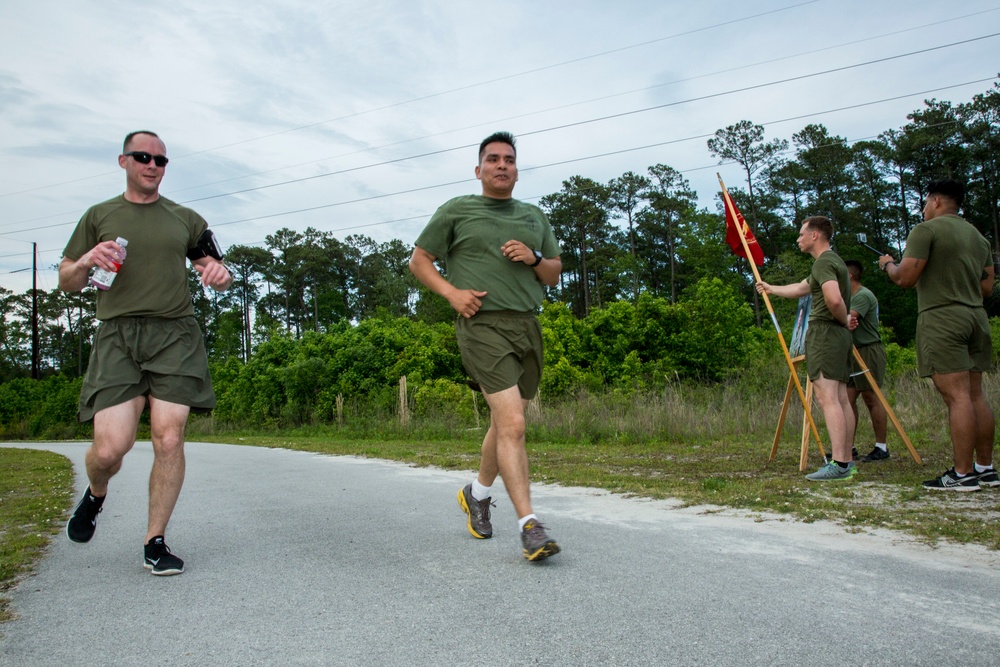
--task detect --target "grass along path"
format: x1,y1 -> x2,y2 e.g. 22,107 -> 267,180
0,448 -> 74,623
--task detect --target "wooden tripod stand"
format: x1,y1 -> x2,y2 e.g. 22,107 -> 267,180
771,347 -> 921,470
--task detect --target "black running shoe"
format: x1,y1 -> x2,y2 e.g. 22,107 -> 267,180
520,519 -> 560,562
66,488 -> 104,543
973,467 -> 999,488
860,446 -> 890,462
922,468 -> 980,492
458,484 -> 494,539
143,536 -> 184,576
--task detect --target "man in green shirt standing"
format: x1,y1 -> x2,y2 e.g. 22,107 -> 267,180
844,260 -> 890,462
59,131 -> 232,575
409,132 -> 563,561
881,179 -> 998,491
758,216 -> 856,481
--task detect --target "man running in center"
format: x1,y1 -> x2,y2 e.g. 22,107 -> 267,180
409,131 -> 563,561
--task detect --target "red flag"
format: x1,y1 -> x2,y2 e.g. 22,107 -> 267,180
723,192 -> 764,266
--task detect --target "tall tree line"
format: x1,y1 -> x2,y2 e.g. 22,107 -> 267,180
3,82 -> 999,380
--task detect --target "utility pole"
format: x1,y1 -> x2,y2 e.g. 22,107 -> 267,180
31,241 -> 39,380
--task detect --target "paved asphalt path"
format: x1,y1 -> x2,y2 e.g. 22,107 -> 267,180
1,441 -> 999,666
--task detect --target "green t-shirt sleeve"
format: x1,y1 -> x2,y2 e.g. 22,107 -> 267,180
63,209 -> 98,260
851,289 -> 872,317
812,254 -> 839,285
902,224 -> 932,261
414,201 -> 455,259
540,217 -> 560,258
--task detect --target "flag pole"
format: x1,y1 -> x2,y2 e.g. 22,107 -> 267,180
717,174 -> 824,453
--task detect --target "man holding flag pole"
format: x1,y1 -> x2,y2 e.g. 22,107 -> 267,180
756,216 -> 858,481
718,175 -> 828,466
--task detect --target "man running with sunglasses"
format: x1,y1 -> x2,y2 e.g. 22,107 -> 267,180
59,131 -> 232,575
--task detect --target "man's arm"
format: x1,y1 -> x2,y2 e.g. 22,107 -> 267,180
58,239 -> 126,292
756,279 -> 810,299
192,257 -> 233,291
880,255 -> 924,288
499,240 -> 561,287
981,264 -> 995,299
408,246 -> 487,318
821,280 -> 849,326
534,256 -> 562,287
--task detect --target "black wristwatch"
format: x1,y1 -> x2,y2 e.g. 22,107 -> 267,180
530,249 -> 543,267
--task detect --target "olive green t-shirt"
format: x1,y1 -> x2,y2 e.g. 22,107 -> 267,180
415,195 -> 560,312
63,195 -> 208,320
850,285 -> 881,347
808,250 -> 850,324
902,214 -> 992,312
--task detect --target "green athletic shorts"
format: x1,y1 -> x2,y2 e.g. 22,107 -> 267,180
805,319 -> 852,383
78,316 -> 215,422
848,342 -> 887,391
916,304 -> 993,377
454,310 -> 543,399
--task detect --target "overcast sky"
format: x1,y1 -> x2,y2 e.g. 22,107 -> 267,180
1,0 -> 997,294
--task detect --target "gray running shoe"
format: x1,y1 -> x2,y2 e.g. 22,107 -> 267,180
458,484 -> 493,539
520,519 -> 560,562
923,468 -> 980,492
805,461 -> 857,481
860,446 -> 890,462
973,467 -> 999,488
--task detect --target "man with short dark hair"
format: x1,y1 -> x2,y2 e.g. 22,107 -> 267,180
758,216 -> 856,481
409,131 -> 563,561
844,259 -> 889,462
881,179 -> 998,491
59,130 -> 232,574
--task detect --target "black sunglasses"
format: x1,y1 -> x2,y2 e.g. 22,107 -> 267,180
124,151 -> 169,167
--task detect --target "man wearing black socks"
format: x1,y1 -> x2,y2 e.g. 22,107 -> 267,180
60,131 -> 232,574
844,260 -> 890,462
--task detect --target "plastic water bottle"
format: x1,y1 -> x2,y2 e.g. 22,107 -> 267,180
89,237 -> 128,290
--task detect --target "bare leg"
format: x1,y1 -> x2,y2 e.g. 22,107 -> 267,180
482,386 -> 533,519
847,386 -> 861,448
860,390 -> 888,444
477,419 -> 499,488
969,371 -> 995,467
931,371 -> 977,474
146,397 -> 190,541
86,396 -> 146,495
812,374 -> 854,463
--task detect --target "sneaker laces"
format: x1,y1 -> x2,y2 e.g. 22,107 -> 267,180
523,520 -> 548,538
477,497 -> 495,522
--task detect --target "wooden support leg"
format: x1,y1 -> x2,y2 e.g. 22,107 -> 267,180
851,347 -> 921,464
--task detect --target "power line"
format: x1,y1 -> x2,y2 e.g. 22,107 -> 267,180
161,6 -> 1000,198
192,77 -> 1000,231
0,0 -> 823,201
2,75 -> 992,244
4,8 -> 994,233
119,34 -> 1000,206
